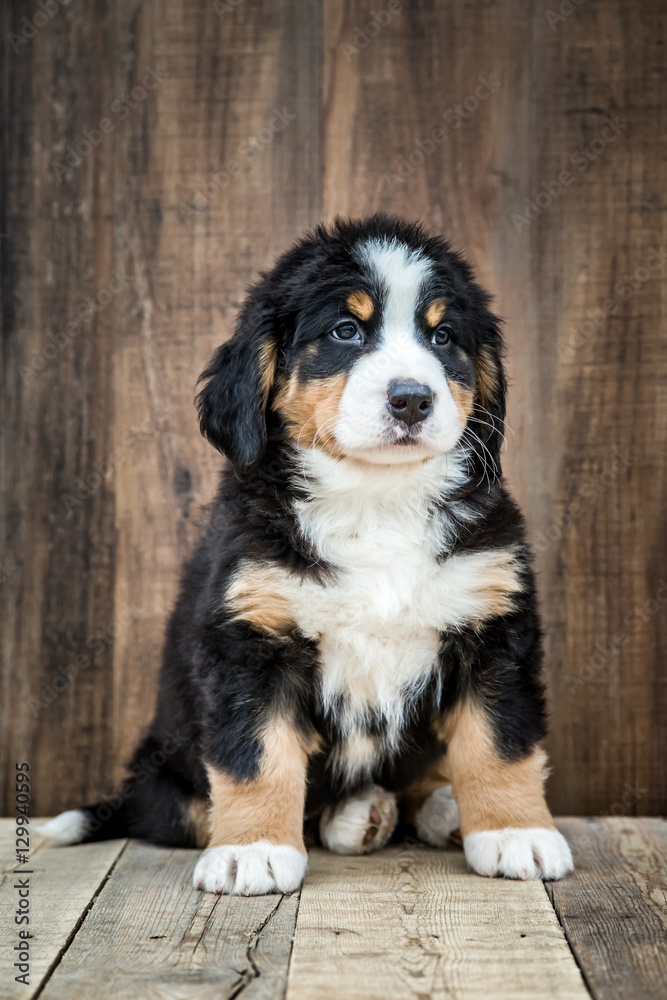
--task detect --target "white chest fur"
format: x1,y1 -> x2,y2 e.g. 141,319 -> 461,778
228,450 -> 522,782
287,451 -> 521,775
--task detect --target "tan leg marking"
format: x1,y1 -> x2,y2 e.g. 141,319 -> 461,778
441,702 -> 555,836
206,719 -> 318,852
347,290 -> 375,322
226,559 -> 297,635
184,796 -> 211,848
400,754 -> 452,825
425,298 -> 447,327
274,371 -> 347,457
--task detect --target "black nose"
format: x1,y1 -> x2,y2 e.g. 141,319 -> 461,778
387,379 -> 434,426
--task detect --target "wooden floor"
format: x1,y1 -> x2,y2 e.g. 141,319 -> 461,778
1,819 -> 665,1000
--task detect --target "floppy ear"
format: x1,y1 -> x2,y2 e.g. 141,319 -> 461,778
196,296 -> 278,470
473,329 -> 507,476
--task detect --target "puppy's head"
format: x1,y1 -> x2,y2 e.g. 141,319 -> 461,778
197,216 -> 505,478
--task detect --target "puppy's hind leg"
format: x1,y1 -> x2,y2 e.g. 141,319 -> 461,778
319,786 -> 398,855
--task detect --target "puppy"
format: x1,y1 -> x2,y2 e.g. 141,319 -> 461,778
42,215 -> 573,894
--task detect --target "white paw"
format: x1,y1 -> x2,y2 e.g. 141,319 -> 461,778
415,785 -> 460,847
464,827 -> 574,881
320,785 -> 398,855
193,842 -> 307,895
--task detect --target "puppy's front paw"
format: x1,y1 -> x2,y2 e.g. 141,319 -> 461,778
415,785 -> 460,847
193,842 -> 307,895
320,785 -> 398,855
464,827 -> 574,881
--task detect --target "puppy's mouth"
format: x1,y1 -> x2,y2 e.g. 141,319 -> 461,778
387,421 -> 425,446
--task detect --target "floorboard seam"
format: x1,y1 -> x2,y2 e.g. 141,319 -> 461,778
543,881 -> 597,1000
227,892 -> 289,1000
281,886 -> 303,1000
30,839 -> 129,999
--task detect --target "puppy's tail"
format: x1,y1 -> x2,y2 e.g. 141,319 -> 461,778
37,800 -> 132,845
37,769 -> 209,849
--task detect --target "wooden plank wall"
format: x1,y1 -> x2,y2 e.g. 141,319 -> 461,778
1,0 -> 665,817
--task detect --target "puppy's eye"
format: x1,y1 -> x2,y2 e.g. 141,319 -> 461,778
331,322 -> 361,342
432,324 -> 452,346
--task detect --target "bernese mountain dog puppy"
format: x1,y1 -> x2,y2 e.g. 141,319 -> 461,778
42,215 -> 574,894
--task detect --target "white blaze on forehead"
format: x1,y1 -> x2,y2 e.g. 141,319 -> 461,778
332,238 -> 464,462
357,238 -> 433,334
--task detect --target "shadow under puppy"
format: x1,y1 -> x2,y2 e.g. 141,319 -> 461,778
41,215 -> 574,894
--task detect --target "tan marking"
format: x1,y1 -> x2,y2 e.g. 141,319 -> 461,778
274,371 -> 347,457
476,345 -> 499,408
226,559 -> 297,635
425,298 -> 447,327
346,290 -> 374,322
206,718 -> 317,852
467,546 -> 524,621
440,702 -> 555,836
400,754 -> 452,825
448,379 -> 474,427
258,337 -> 278,405
184,796 -> 210,848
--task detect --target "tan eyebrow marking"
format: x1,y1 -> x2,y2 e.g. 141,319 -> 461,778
425,299 -> 447,327
346,290 -> 375,322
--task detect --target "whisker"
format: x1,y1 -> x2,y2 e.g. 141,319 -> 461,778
462,427 -> 499,493
476,404 -> 516,438
467,415 -> 509,452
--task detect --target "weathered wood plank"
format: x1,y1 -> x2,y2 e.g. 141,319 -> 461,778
37,840 -> 299,1000
0,820 -> 126,1000
547,818 -> 667,1000
286,844 -> 588,1000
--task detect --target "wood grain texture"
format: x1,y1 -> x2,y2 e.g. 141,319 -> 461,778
547,818 -> 667,1000
1,0 -> 665,817
1,820 -> 666,999
37,839 -> 299,1000
286,845 -> 588,1000
0,819 -> 126,1000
